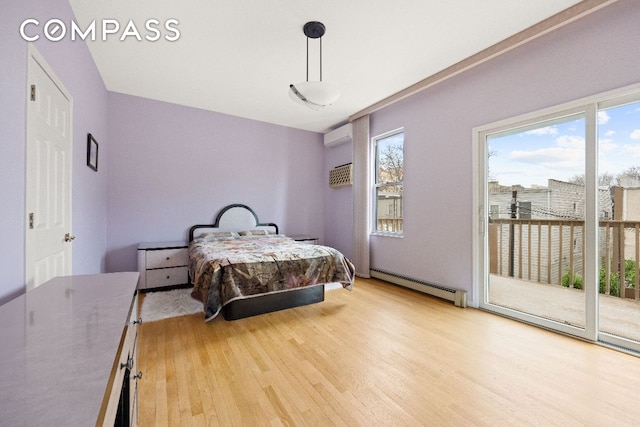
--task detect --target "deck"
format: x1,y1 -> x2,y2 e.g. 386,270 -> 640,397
489,274 -> 640,342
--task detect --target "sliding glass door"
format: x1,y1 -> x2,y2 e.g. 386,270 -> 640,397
476,85 -> 640,353
484,112 -> 588,332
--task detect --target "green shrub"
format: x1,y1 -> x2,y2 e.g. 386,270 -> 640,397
624,259 -> 636,289
561,271 -> 583,289
599,267 -> 620,297
561,268 -> 620,296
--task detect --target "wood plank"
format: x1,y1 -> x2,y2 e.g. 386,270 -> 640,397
137,277 -> 640,426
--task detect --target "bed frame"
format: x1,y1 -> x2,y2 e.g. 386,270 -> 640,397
188,204 -> 324,320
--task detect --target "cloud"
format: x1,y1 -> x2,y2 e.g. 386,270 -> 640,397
631,129 -> 640,139
619,144 -> 640,158
509,146 -> 583,165
506,135 -> 585,180
556,135 -> 585,148
599,138 -> 617,153
598,111 -> 610,125
605,130 -> 616,137
525,126 -> 557,136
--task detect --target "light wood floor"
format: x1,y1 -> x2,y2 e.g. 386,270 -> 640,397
138,278 -> 640,426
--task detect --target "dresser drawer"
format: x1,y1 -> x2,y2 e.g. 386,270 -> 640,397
145,267 -> 189,288
103,288 -> 139,426
146,248 -> 188,269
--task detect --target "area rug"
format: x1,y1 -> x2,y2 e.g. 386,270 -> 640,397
325,282 -> 343,291
140,288 -> 203,322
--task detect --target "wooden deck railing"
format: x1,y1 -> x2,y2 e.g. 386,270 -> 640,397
489,218 -> 640,300
377,218 -> 403,232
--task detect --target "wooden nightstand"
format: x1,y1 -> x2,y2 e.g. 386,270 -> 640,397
137,241 -> 189,290
289,234 -> 319,245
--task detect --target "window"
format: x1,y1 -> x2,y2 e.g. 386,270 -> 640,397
373,129 -> 404,234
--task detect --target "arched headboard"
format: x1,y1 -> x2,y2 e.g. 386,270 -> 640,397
188,204 -> 278,241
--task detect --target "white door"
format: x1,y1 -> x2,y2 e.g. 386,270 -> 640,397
25,47 -> 73,290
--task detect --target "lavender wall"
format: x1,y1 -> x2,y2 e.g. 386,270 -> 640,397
0,0 -> 108,304
323,142 -> 353,260
106,93 -> 325,272
368,0 -> 640,304
3,0 -> 638,307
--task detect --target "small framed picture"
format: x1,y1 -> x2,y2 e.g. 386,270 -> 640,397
87,133 -> 98,171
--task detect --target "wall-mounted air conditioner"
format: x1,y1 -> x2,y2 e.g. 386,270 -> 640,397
323,123 -> 352,147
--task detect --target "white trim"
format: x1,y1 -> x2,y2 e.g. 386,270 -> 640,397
372,127 -> 405,143
27,44 -> 72,103
370,232 -> 404,238
584,102 -> 598,341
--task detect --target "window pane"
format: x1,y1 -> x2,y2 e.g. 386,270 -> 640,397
376,133 -> 404,184
376,185 -> 403,233
486,113 -> 587,328
597,99 -> 640,343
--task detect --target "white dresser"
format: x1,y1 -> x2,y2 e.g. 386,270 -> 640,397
137,241 -> 189,290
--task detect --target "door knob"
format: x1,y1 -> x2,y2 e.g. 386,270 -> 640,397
64,233 -> 76,242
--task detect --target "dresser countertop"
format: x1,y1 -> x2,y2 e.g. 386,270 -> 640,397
0,272 -> 139,427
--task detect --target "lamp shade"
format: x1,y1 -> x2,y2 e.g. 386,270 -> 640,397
289,81 -> 341,111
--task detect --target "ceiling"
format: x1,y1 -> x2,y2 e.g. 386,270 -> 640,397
67,0 -> 582,133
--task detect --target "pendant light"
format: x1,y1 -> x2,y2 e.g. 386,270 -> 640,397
289,21 -> 340,110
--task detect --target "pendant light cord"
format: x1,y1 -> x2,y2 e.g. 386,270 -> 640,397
320,37 -> 323,82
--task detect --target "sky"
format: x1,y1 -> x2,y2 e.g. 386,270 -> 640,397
488,101 -> 640,187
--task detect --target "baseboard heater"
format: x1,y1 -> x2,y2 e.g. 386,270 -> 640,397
370,268 -> 467,308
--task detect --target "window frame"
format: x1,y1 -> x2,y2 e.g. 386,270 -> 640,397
371,127 -> 404,237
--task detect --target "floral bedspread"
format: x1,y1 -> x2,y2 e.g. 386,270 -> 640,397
189,235 -> 354,321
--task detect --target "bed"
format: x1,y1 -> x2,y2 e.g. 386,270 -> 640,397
188,204 -> 354,321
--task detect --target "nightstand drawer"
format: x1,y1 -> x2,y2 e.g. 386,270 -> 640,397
146,248 -> 188,269
145,267 -> 189,288
289,235 -> 319,245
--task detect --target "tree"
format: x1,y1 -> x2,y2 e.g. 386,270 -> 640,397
568,172 -> 615,187
616,166 -> 640,185
378,143 -> 403,183
487,149 -> 497,181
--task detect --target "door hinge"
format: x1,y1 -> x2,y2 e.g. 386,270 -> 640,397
29,213 -> 34,229
30,84 -> 36,101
